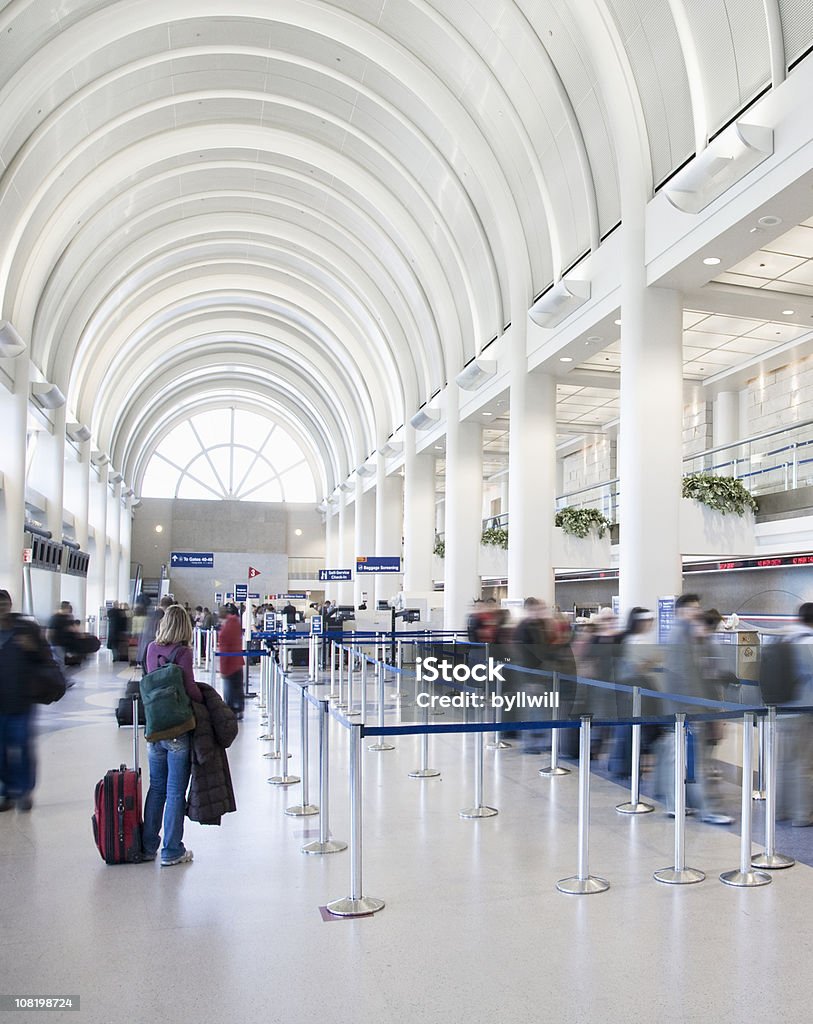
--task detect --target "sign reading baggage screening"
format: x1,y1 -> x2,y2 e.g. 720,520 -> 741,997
319,569 -> 353,581
170,551 -> 214,569
356,556 -> 401,574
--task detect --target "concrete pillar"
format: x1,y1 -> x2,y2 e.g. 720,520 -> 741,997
64,439 -> 91,620
87,462 -> 109,622
107,478 -> 122,602
337,487 -> 354,606
324,503 -> 338,602
443,384 -> 483,629
120,495 -> 133,605
618,281 -> 684,616
353,476 -> 375,608
36,405 -> 67,613
403,424 -> 435,595
507,368 -> 556,604
0,354 -> 30,600
374,454 -> 403,607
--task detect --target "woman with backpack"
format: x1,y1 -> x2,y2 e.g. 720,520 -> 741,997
142,605 -> 202,866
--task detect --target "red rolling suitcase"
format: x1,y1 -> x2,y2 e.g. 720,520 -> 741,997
92,697 -> 144,864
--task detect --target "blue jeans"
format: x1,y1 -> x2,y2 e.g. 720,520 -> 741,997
143,735 -> 191,862
0,712 -> 35,799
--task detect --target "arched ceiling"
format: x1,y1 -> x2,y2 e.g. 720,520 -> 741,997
0,0 -> 804,497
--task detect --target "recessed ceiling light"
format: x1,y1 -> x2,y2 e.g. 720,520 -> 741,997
614,319 -> 621,326
295,529 -> 303,536
782,309 -> 795,315
758,215 -> 782,227
155,525 -> 163,534
702,257 -> 721,266
482,412 -> 493,417
587,335 -> 602,342
559,356 -> 573,363
434,445 -> 443,449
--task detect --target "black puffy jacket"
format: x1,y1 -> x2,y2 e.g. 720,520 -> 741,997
186,683 -> 238,825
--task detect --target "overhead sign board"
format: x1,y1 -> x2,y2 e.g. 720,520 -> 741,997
171,551 -> 214,569
311,615 -> 323,635
214,591 -> 223,605
319,569 -> 353,581
658,596 -> 676,645
234,583 -> 248,602
356,556 -> 401,574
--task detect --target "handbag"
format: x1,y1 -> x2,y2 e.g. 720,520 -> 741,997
29,655 -> 68,705
139,645 -> 196,742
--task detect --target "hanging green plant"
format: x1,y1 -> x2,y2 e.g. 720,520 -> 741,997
554,506 -> 613,539
682,473 -> 758,516
481,527 -> 509,549
433,536 -> 445,558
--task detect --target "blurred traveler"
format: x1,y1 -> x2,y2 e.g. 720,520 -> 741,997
775,603 -> 813,827
217,604 -> 245,719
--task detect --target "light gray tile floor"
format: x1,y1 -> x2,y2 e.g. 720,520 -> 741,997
1,657 -> 811,1023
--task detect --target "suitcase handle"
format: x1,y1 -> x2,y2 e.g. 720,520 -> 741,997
132,695 -> 140,774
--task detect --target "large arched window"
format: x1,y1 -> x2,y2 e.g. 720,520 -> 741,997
141,409 -> 318,503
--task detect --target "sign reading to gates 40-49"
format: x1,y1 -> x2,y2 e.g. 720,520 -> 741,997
356,556 -> 401,574
170,551 -> 214,568
318,569 -> 352,581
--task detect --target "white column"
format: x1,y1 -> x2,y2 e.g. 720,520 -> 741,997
87,462 -> 109,621
713,391 -> 742,449
374,454 -> 403,607
120,494 -> 133,605
337,487 -> 354,606
403,424 -> 435,595
107,478 -> 122,601
324,504 -> 338,601
0,354 -> 29,600
39,405 -> 68,613
507,369 -> 556,604
353,476 -> 375,608
65,439 -> 91,621
618,280 -> 684,615
443,384 -> 483,629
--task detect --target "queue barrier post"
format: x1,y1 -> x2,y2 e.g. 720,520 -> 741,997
654,714 -> 705,885
329,642 -> 337,700
409,695 -> 440,779
368,661 -> 395,752
268,671 -> 301,786
486,647 -> 510,751
721,712 -> 772,886
460,703 -> 498,818
346,643 -> 361,717
286,686 -> 318,816
539,672 -> 569,776
326,723 -> 385,916
258,653 -> 273,741
753,715 -> 766,800
302,700 -> 347,856
557,717 -> 609,894
616,686 -> 653,813
337,644 -> 347,709
751,705 -> 795,870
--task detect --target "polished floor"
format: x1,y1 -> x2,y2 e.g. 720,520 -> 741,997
1,655 -> 812,1024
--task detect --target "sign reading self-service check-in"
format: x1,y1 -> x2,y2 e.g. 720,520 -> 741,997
356,556 -> 401,574
318,569 -> 353,582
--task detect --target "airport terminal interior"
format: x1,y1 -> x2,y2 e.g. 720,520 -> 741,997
2,2 -> 813,1021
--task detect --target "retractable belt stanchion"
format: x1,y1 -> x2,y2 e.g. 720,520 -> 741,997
264,660 -> 289,759
616,686 -> 653,813
409,692 -> 440,779
392,639 -> 406,700
302,700 -> 347,855
337,644 -> 347,710
329,642 -> 337,700
286,687 -> 318,816
486,645 -> 510,751
269,671 -> 300,786
346,643 -> 360,717
368,661 -> 394,751
753,715 -> 766,800
361,654 -> 368,723
326,723 -> 385,917
209,639 -> 217,687
751,705 -> 795,870
721,712 -> 772,887
556,716 -> 609,894
654,714 -> 705,885
258,654 -> 273,741
460,703 -> 498,818
256,647 -> 267,711
539,672 -> 569,776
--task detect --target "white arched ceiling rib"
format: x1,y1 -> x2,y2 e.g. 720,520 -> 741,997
38,228 -> 424,418
34,179 -> 442,408
59,251 -> 403,438
2,106 -> 482,376
129,391 -> 331,500
69,282 -> 379,460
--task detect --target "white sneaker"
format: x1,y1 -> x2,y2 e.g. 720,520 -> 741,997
161,850 -> 193,866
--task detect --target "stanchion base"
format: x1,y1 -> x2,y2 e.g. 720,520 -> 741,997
257,732 -> 274,741
751,852 -> 795,870
538,765 -> 570,776
326,895 -> 385,917
486,740 -> 512,750
556,875 -> 609,895
302,839 -> 348,855
408,768 -> 441,778
752,790 -> 766,801
720,868 -> 772,887
263,752 -> 292,759
267,775 -> 301,786
367,742 -> 395,751
285,804 -> 319,817
616,801 -> 655,814
654,866 -> 705,885
460,805 -> 498,818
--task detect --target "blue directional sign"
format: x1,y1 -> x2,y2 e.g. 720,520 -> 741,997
170,551 -> 214,569
214,592 -> 223,605
234,583 -> 248,602
658,596 -> 676,644
356,556 -> 401,574
319,569 -> 353,582
311,615 -> 323,635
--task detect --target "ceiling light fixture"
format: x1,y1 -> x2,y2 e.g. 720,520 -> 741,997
455,359 -> 497,391
559,356 -> 573,362
529,277 -> 591,328
0,321 -> 26,358
703,257 -> 721,266
614,319 -> 622,326
782,309 -> 795,316
409,408 -> 440,431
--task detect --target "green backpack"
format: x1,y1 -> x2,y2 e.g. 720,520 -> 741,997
139,645 -> 196,742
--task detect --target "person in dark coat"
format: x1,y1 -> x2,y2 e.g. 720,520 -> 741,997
187,682 -> 238,826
